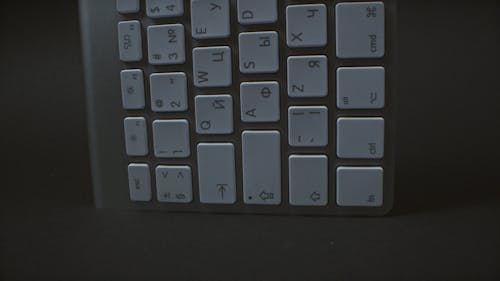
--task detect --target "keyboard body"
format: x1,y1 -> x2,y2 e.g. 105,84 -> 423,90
80,0 -> 396,216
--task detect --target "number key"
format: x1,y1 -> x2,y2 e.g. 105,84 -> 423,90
147,24 -> 186,65
146,0 -> 184,18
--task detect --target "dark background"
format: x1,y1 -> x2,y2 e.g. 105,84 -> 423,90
1,1 -> 499,280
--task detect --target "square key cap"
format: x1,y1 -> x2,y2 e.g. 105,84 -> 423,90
336,2 -> 385,58
288,106 -> 328,147
156,166 -> 193,203
337,117 -> 384,159
152,120 -> 190,158
150,72 -> 188,112
287,56 -> 328,98
337,67 -> 385,109
147,24 -> 185,65
193,46 -> 232,87
337,167 -> 383,207
240,81 -> 280,122
191,0 -> 230,39
195,95 -> 233,134
239,31 -> 279,74
237,0 -> 277,25
286,4 -> 327,48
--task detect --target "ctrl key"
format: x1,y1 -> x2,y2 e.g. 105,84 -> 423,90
128,164 -> 152,202
336,167 -> 383,207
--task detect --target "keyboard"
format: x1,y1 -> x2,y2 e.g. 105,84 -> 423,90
80,0 -> 395,216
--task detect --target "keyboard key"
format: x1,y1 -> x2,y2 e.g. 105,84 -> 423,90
195,95 -> 233,134
193,46 -> 232,87
240,81 -> 280,122
191,0 -> 230,39
147,24 -> 185,65
239,31 -> 279,74
286,4 -> 327,48
337,167 -> 383,207
287,55 -> 328,98
146,0 -> 184,18
152,120 -> 190,158
120,69 -> 145,109
237,0 -> 277,25
242,131 -> 281,205
337,67 -> 385,109
337,117 -> 384,159
336,2 -> 385,58
197,143 -> 236,204
156,166 -> 193,203
128,164 -> 152,202
118,20 -> 142,62
288,106 -> 328,147
289,155 -> 328,206
150,72 -> 188,112
117,0 -> 140,14
124,117 -> 148,156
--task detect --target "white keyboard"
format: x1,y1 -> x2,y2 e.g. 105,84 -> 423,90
81,0 -> 395,215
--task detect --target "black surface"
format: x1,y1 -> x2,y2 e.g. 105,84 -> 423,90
1,1 -> 500,280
